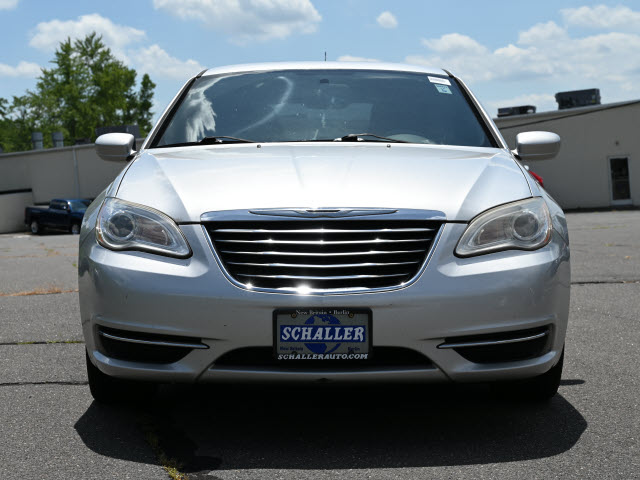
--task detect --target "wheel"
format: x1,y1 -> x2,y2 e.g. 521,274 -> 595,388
86,350 -> 129,403
30,220 -> 41,235
491,349 -> 564,402
86,350 -> 156,404
71,223 -> 81,235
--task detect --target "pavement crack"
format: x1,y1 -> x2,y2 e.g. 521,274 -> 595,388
136,410 -> 221,479
138,413 -> 191,480
0,381 -> 88,386
0,340 -> 84,346
571,280 -> 639,285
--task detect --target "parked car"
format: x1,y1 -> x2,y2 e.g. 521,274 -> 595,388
524,165 -> 545,187
79,62 -> 569,403
25,198 -> 91,235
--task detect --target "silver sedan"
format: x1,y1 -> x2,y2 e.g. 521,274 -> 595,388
80,62 -> 569,403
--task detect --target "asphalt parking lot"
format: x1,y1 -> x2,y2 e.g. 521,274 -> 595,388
1,210 -> 639,479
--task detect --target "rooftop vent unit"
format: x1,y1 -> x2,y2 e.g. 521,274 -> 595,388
31,132 -> 44,150
555,89 -> 600,110
51,131 -> 64,148
497,105 -> 536,117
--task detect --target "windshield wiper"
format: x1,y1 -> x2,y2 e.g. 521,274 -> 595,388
334,133 -> 408,143
198,136 -> 255,144
156,136 -> 256,148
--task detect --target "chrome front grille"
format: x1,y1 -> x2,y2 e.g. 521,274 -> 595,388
205,218 -> 443,292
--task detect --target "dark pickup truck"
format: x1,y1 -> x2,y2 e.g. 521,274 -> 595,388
25,198 -> 91,235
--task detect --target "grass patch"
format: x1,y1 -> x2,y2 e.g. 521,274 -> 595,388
139,416 -> 189,480
0,287 -> 78,297
46,339 -> 84,344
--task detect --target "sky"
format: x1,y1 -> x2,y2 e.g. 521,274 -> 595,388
2,0 -> 640,122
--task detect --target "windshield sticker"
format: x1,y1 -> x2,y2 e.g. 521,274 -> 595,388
435,84 -> 452,94
428,76 -> 451,85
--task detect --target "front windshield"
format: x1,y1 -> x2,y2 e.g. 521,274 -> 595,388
153,69 -> 495,148
69,200 -> 89,212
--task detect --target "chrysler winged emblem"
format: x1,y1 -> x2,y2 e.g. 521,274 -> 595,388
249,208 -> 398,218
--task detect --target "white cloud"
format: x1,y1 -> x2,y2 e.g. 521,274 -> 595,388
517,20 -> 567,45
29,13 -> 146,57
376,11 -> 397,29
153,0 -> 321,44
337,55 -> 380,62
0,0 -> 18,10
27,14 -> 204,81
421,33 -> 487,56
132,45 -> 205,80
0,60 -> 40,77
406,21 -> 640,87
561,4 -> 640,30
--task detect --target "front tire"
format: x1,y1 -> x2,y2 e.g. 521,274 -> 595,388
71,223 -> 80,235
492,349 -> 564,402
86,351 -> 156,404
30,220 -> 41,235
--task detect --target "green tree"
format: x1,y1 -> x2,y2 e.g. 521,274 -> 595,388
130,73 -> 156,135
0,33 -> 156,152
0,97 -> 7,118
0,95 -> 43,152
0,98 -> 9,152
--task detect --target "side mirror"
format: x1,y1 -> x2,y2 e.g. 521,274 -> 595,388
95,133 -> 136,162
513,131 -> 560,161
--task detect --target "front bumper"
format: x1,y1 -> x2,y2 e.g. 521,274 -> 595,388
79,222 -> 570,384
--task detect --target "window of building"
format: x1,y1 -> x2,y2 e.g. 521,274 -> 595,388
609,157 -> 631,204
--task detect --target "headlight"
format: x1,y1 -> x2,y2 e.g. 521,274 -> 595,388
96,197 -> 191,258
455,197 -> 552,257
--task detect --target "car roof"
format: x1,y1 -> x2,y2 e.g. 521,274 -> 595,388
200,61 -> 449,78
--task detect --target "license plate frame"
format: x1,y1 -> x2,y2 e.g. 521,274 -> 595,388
273,308 -> 372,362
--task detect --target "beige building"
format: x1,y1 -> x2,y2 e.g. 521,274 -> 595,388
0,143 -> 127,233
495,100 -> 640,210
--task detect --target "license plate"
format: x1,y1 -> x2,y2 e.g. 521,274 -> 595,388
274,308 -> 371,361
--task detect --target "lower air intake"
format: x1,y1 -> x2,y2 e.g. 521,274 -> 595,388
97,326 -> 206,364
442,326 -> 551,364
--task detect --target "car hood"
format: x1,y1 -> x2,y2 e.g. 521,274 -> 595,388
115,143 -> 530,222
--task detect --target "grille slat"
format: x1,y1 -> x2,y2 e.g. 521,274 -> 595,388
215,238 -> 432,245
206,218 -> 442,292
220,249 -> 426,256
236,273 -> 409,280
215,227 -> 435,234
227,261 -> 421,268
